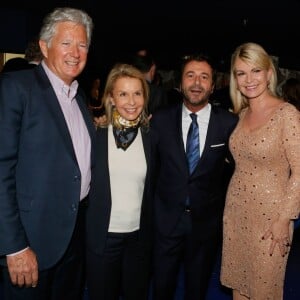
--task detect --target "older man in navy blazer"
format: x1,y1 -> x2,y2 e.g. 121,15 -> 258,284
0,7 -> 95,300
151,53 -> 238,300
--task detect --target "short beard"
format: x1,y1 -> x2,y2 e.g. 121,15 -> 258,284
183,93 -> 210,108
185,97 -> 208,107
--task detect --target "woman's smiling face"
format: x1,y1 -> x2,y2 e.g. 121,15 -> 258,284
110,77 -> 145,121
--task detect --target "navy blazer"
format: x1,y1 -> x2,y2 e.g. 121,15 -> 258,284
86,126 -> 153,255
151,103 -> 238,240
0,65 -> 95,269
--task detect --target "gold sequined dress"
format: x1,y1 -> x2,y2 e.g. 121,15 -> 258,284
221,103 -> 300,300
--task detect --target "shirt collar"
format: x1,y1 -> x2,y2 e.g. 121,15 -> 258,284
182,102 -> 211,119
41,61 -> 79,100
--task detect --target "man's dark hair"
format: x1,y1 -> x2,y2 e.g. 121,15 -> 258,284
130,54 -> 154,73
1,57 -> 30,72
24,37 -> 43,63
181,53 -> 217,84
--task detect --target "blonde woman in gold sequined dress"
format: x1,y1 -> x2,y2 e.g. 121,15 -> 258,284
220,42 -> 300,300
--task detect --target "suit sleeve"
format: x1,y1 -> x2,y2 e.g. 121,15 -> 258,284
0,73 -> 28,255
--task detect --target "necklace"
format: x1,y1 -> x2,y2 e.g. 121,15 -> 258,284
112,109 -> 141,150
112,108 -> 141,129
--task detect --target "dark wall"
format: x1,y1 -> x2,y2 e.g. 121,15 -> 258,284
0,9 -> 40,53
0,2 -> 299,72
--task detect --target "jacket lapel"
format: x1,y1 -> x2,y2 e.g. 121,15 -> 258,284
76,90 -> 96,165
35,66 -> 94,164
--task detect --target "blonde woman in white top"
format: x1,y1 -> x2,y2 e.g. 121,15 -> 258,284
86,63 -> 153,300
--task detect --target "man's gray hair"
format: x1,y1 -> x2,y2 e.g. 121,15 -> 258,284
39,7 -> 94,48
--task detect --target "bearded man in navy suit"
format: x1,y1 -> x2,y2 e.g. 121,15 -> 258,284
0,7 -> 95,300
151,53 -> 238,300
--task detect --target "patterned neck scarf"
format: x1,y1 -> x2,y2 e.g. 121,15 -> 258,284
112,109 -> 141,151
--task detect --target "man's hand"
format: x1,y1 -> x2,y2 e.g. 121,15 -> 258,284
7,248 -> 38,288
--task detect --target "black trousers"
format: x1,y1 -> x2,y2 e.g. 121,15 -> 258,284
1,199 -> 87,300
152,211 -> 220,300
86,230 -> 151,300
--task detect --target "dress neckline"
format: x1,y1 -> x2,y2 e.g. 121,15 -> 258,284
239,102 -> 288,134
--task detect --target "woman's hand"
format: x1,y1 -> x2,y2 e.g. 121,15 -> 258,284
262,214 -> 291,257
94,115 -> 107,128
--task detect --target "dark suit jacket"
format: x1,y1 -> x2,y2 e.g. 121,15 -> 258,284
0,65 -> 95,270
151,103 -> 238,240
148,82 -> 169,115
86,126 -> 153,255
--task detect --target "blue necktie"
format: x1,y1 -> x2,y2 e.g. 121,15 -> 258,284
186,113 -> 200,174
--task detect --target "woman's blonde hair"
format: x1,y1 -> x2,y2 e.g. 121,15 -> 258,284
230,42 -> 278,113
101,63 -> 150,128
